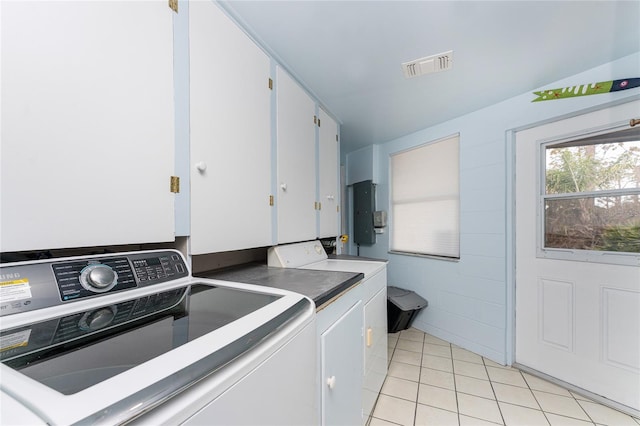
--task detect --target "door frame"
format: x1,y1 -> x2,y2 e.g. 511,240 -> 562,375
505,95 -> 640,417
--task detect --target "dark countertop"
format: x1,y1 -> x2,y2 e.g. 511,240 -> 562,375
197,263 -> 364,310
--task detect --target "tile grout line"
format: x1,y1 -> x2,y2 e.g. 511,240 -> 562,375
568,388 -> 596,424
450,342 -> 463,426
412,331 -> 425,426
370,333 -> 399,426
522,371 -> 556,426
523,372 -> 597,425
482,355 -> 507,426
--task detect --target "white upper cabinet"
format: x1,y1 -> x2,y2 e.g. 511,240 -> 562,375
1,1 -> 175,252
276,67 -> 317,244
189,1 -> 272,254
318,108 -> 340,238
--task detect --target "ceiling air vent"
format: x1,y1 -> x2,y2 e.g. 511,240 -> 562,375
402,50 -> 453,78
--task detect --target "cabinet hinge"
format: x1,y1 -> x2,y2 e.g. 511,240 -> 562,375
336,134 -> 339,142
313,115 -> 317,125
268,78 -> 273,90
170,176 -> 180,193
318,202 -> 322,210
168,0 -> 178,13
337,205 -> 340,212
318,118 -> 321,127
269,195 -> 274,206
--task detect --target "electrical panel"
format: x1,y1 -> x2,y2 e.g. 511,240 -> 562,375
353,180 -> 375,245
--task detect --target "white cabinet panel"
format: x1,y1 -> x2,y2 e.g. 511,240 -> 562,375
315,264 -> 387,426
182,323 -> 317,426
321,301 -> 363,426
363,286 -> 388,421
189,1 -> 272,254
318,109 -> 340,238
1,1 -> 175,251
276,67 -> 317,244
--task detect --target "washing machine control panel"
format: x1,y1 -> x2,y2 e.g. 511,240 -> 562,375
0,250 -> 189,316
53,257 -> 138,302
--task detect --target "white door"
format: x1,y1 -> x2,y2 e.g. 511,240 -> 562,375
515,100 -> 640,411
276,67 -> 316,244
318,108 -> 340,238
189,0 -> 272,254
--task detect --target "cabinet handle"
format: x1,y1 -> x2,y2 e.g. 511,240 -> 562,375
326,375 -> 336,389
195,162 -> 207,173
326,195 -> 335,201
280,183 -> 287,191
366,327 -> 373,347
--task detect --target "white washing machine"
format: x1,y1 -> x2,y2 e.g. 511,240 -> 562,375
268,240 -> 386,279
0,250 -> 317,425
268,240 -> 388,423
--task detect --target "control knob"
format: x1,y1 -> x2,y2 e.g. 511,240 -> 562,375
80,264 -> 118,293
79,306 -> 117,331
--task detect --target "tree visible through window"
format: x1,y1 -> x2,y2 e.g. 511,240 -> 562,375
543,127 -> 640,253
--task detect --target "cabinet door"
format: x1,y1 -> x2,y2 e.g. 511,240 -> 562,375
189,1 -> 272,254
318,109 -> 340,238
1,1 -> 175,252
276,67 -> 317,244
363,286 -> 388,422
321,301 -> 363,426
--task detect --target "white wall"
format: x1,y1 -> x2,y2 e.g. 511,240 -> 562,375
348,52 -> 640,364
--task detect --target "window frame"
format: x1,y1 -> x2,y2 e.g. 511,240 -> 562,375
388,133 -> 460,260
536,124 -> 640,267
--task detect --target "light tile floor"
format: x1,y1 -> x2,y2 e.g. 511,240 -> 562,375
371,328 -> 640,426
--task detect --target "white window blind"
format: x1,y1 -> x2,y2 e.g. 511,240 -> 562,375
390,134 -> 460,258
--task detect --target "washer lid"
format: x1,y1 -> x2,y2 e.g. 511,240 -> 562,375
0,280 -> 312,426
1,284 -> 283,394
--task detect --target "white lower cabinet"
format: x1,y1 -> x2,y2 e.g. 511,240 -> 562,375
363,284 -> 388,421
316,267 -> 388,425
321,301 -> 363,426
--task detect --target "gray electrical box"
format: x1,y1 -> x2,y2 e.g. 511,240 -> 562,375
353,180 -> 375,245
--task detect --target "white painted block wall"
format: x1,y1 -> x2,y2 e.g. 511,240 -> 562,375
347,52 -> 640,364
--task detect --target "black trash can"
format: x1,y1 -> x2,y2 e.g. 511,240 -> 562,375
387,286 -> 428,333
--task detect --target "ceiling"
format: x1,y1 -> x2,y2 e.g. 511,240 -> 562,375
220,1 -> 640,154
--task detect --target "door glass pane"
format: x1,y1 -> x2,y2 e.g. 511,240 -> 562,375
545,195 -> 640,253
545,140 -> 640,194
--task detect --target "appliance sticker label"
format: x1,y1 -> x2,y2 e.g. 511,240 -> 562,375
0,329 -> 31,352
0,278 -> 32,302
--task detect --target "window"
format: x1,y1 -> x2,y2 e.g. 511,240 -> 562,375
542,126 -> 640,256
390,134 -> 459,258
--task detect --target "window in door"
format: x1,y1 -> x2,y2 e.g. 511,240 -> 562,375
541,126 -> 640,264
390,134 -> 460,259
